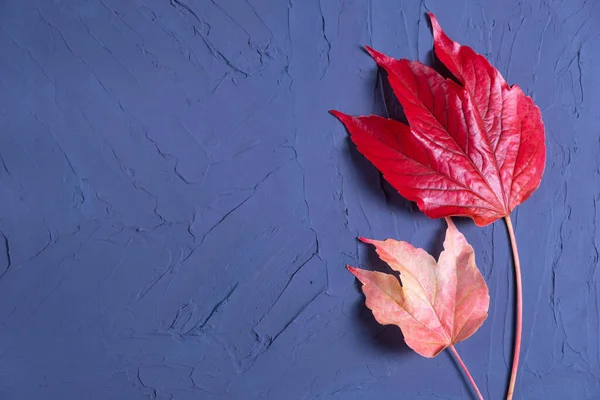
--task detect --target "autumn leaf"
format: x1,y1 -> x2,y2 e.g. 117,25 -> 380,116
331,13 -> 546,227
349,218 -> 489,358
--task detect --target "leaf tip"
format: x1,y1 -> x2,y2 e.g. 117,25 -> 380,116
428,12 -> 442,38
330,110 -> 356,127
329,109 -> 344,119
346,265 -> 361,277
365,46 -> 392,67
358,237 -> 374,244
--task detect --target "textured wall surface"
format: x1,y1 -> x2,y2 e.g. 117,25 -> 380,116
1,0 -> 599,399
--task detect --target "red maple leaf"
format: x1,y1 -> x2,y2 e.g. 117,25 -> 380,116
331,13 -> 545,226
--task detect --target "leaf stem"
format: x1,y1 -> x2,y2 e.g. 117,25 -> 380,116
449,345 -> 484,400
505,215 -> 522,400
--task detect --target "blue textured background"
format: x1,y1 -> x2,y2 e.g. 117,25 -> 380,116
1,1 -> 599,399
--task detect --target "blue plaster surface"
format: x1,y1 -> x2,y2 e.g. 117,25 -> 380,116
0,1 -> 599,399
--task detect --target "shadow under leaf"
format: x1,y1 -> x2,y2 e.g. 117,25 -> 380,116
351,297 -> 412,355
